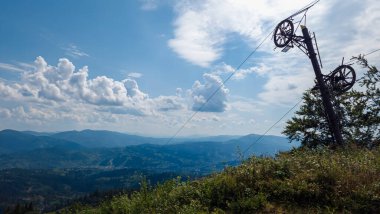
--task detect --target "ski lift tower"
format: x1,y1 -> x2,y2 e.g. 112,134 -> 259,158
273,1 -> 356,146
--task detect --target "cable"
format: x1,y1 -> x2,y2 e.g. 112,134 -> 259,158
344,48 -> 380,64
164,27 -> 276,145
164,0 -> 322,145
166,0 -> 322,171
240,99 -> 303,158
363,48 -> 380,57
286,0 -> 320,20
204,98 -> 303,171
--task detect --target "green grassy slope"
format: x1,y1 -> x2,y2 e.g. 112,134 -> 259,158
63,146 -> 380,213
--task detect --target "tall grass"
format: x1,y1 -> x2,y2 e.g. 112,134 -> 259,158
64,146 -> 380,213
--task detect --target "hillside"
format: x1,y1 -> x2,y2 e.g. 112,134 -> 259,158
50,130 -> 167,148
0,130 -> 82,154
65,146 -> 380,213
0,129 -> 298,212
0,130 -> 298,170
0,168 -> 185,212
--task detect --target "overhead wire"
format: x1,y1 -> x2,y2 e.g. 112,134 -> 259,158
163,0 -> 380,175
227,46 -> 380,165
165,0 -> 322,145
362,48 -> 380,57
286,0 -> 320,20
164,27 -> 276,145
345,48 -> 380,64
239,48 -> 380,158
194,6 -> 380,172
240,99 -> 303,158
204,98 -> 303,172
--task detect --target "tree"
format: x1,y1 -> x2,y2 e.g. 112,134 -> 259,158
283,56 -> 380,148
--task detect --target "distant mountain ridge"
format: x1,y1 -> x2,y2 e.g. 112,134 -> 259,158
50,129 -> 167,148
2,129 -> 244,150
0,129 -> 298,211
0,129 -> 82,154
0,129 -> 298,154
0,129 -> 298,171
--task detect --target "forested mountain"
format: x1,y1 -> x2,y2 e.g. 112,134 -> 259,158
0,130 -> 297,170
50,130 -> 167,148
0,129 -> 297,212
0,129 -> 82,154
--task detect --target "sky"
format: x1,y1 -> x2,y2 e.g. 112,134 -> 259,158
0,0 -> 379,137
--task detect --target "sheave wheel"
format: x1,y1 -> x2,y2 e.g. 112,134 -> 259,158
274,19 -> 294,48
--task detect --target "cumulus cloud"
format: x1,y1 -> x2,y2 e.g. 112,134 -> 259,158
0,81 -> 19,98
123,79 -> 148,100
0,56 -> 183,119
153,96 -> 185,112
189,73 -> 229,112
176,88 -> 183,96
26,57 -> 150,106
1,1 -> 378,136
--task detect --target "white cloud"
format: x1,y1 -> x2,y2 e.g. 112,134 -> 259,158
123,79 -> 148,100
258,0 -> 380,106
128,72 -> 143,78
258,70 -> 313,105
169,0 -> 313,67
189,73 -> 229,112
0,57 -> 204,133
169,0 -> 380,108
230,99 -> 261,113
1,1 -> 379,136
0,81 -> 18,98
0,108 -> 11,118
153,95 -> 185,112
63,44 -> 89,58
212,62 -> 271,80
0,57 -> 183,118
176,87 -> 183,96
0,63 -> 26,73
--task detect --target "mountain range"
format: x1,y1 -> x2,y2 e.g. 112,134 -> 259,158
0,129 -> 298,211
0,129 -> 298,171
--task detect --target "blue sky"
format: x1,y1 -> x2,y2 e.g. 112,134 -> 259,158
0,0 -> 379,137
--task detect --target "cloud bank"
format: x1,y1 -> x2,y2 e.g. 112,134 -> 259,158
0,57 -> 188,117
0,56 -> 234,133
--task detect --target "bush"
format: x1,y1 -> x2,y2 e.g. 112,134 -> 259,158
73,146 -> 380,213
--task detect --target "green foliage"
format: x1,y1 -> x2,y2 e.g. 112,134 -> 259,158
0,168 -> 183,212
283,56 -> 380,148
0,131 -> 297,211
69,146 -> 380,213
283,89 -> 332,147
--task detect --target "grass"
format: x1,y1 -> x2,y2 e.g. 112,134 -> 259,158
61,145 -> 380,213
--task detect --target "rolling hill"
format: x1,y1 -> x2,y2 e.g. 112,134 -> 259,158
0,129 -> 82,154
0,129 -> 298,212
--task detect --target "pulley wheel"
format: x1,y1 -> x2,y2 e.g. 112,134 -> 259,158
329,65 -> 356,93
273,19 -> 294,48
